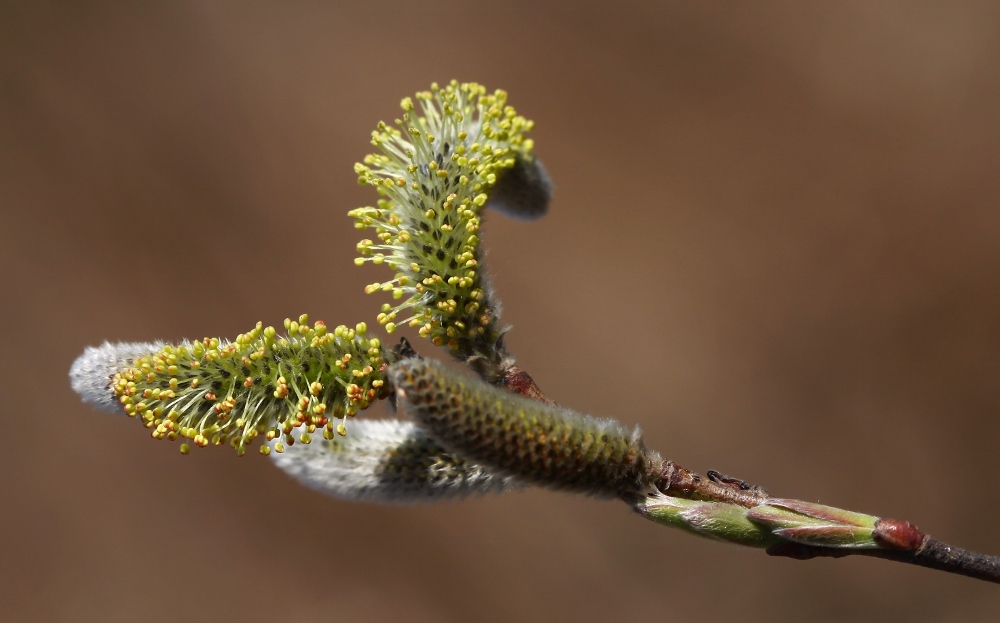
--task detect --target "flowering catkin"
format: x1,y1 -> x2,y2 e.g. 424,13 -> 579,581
270,419 -> 514,503
70,316 -> 390,456
350,81 -> 535,366
391,358 -> 664,498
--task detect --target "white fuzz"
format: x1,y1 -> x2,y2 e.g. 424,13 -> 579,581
270,419 -> 516,503
69,341 -> 165,412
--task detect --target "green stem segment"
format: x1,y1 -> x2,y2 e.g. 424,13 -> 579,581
635,495 -> 880,550
635,478 -> 1000,584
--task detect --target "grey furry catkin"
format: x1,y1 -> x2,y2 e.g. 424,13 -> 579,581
391,358 -> 664,498
484,156 -> 552,220
270,419 -> 514,503
69,341 -> 165,412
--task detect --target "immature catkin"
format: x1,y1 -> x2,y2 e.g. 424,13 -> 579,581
270,419 -> 514,503
392,358 -> 664,498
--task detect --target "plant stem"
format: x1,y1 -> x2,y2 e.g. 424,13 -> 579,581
493,360 -> 1000,584
768,527 -> 1000,584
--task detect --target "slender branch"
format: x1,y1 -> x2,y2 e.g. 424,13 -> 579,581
488,359 -> 1000,584
653,462 -> 771,508
767,519 -> 1000,584
874,538 -> 1000,583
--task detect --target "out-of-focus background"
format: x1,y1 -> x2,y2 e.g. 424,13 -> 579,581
4,1 -> 1000,621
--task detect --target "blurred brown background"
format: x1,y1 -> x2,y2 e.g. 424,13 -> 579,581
4,1 -> 1000,621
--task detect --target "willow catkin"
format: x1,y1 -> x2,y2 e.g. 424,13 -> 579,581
69,317 -> 389,456
349,81 -> 535,360
270,419 -> 515,503
391,358 -> 664,498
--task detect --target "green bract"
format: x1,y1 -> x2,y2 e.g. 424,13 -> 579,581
349,80 -> 535,360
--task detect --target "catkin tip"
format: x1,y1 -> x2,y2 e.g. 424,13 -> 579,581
70,341 -> 166,412
485,156 -> 552,220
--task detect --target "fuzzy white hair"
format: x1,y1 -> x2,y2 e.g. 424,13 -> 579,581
270,419 -> 516,503
69,341 -> 165,412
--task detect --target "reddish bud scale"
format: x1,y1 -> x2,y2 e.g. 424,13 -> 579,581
873,518 -> 927,551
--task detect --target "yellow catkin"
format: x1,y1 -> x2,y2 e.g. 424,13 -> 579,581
349,81 -> 535,363
110,319 -> 389,455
